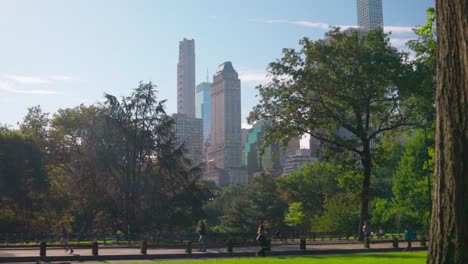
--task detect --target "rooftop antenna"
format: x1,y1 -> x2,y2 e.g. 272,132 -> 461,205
206,68 -> 209,82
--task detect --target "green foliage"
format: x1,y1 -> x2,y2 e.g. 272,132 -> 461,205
211,184 -> 256,233
1,82 -> 213,234
249,28 -> 424,234
391,129 -> 434,229
278,161 -> 362,233
278,162 -> 341,214
284,202 -> 308,230
0,130 -> 49,233
314,193 -> 360,233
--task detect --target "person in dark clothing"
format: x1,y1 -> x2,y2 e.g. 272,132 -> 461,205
362,221 -> 371,240
404,225 -> 415,251
59,221 -> 73,254
197,220 -> 207,252
256,220 -> 267,257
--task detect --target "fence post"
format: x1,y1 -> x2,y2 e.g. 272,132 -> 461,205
141,240 -> 147,254
40,241 -> 46,257
392,237 -> 399,248
226,239 -> 233,253
420,236 -> 427,247
185,241 -> 192,254
364,237 -> 370,248
92,240 -> 99,256
300,238 -> 306,250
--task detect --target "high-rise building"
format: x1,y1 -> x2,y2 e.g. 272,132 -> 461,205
282,149 -> 317,176
207,62 -> 247,186
172,113 -> 203,167
195,82 -> 212,142
177,38 -> 196,117
244,121 -> 301,177
357,0 -> 383,31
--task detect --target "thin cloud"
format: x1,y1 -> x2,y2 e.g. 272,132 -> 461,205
4,74 -> 52,85
239,70 -> 270,85
385,26 -> 415,34
0,79 -> 57,95
3,73 -> 77,84
260,19 -> 415,34
262,19 -> 330,29
390,37 -> 414,47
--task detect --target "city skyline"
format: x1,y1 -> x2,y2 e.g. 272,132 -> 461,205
0,0 -> 432,129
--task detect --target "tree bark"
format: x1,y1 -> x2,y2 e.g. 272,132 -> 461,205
359,142 -> 372,240
428,1 -> 468,263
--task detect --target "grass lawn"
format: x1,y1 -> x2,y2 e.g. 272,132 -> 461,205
114,252 -> 427,264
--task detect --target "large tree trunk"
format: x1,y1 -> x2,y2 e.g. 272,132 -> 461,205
358,142 -> 372,241
428,1 -> 468,263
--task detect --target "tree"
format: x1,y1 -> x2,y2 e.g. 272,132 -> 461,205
392,130 -> 434,229
248,173 -> 287,229
405,8 -> 437,122
249,28 -> 420,238
428,1 -> 468,263
284,202 -> 308,232
0,130 -> 48,232
47,82 -> 210,234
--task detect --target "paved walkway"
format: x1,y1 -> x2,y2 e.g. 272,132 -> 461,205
0,242 -> 427,262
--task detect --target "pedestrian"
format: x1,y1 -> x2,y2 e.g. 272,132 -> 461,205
404,225 -> 414,251
197,219 -> 207,252
378,226 -> 385,240
59,221 -> 73,254
362,221 -> 371,241
256,220 -> 267,257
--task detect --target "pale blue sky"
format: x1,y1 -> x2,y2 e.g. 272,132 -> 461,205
0,0 -> 433,127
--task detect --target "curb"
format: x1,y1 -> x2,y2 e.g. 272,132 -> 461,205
0,247 -> 428,263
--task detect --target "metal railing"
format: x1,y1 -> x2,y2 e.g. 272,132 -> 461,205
0,230 -> 429,247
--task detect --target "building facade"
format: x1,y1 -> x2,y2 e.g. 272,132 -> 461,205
177,38 -> 196,117
357,0 -> 383,31
207,62 -> 247,186
282,149 -> 317,176
195,82 -> 212,142
172,113 -> 203,167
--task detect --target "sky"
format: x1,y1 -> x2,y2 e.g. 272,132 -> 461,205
0,0 -> 434,130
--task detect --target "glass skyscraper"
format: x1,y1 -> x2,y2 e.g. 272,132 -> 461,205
195,82 -> 212,142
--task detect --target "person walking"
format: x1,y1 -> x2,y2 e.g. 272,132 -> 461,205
59,221 -> 73,254
256,220 -> 267,257
404,225 -> 414,251
363,221 -> 371,241
197,220 -> 207,252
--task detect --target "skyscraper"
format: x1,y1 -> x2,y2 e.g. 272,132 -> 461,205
207,62 -> 247,186
172,113 -> 203,166
357,0 -> 383,31
177,38 -> 195,117
195,82 -> 212,142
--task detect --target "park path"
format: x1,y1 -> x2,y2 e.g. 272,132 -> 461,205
0,242 -> 412,258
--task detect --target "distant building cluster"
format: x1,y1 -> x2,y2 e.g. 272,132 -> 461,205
173,0 -> 384,186
174,39 -> 310,186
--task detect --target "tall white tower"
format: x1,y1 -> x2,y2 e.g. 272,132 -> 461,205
177,38 -> 196,117
357,0 -> 383,31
